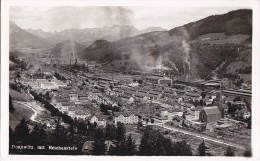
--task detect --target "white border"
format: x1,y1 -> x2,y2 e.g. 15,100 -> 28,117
1,0 -> 260,161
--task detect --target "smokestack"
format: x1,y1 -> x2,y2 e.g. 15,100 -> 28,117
183,60 -> 185,76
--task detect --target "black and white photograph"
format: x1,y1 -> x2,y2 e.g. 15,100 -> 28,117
1,0 -> 260,159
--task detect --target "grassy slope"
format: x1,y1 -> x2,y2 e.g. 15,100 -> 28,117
9,89 -> 34,129
10,102 -> 34,130
9,89 -> 33,102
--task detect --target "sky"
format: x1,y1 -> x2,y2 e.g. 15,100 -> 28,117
10,6 -> 247,32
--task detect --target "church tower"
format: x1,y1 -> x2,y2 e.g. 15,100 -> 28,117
214,91 -> 225,118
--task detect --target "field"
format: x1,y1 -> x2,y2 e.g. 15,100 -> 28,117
10,102 -> 34,130
194,33 -> 250,44
10,89 -> 33,102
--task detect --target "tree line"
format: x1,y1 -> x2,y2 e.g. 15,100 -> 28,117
9,116 -> 251,156
30,90 -> 74,125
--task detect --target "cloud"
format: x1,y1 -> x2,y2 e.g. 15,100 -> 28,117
10,6 -> 245,32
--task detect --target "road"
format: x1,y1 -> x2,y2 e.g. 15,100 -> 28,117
155,123 -> 246,150
15,101 -> 39,123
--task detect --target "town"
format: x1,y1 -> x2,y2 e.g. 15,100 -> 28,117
9,52 -> 251,156
8,7 -> 253,157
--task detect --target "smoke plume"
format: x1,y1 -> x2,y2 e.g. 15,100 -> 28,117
129,27 -> 191,76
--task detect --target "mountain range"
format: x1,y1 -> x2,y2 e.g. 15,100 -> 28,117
26,25 -> 166,47
9,21 -> 52,48
10,9 -> 252,80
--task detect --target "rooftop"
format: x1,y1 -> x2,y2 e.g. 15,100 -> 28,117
61,102 -> 75,106
203,106 -> 221,115
114,112 -> 136,117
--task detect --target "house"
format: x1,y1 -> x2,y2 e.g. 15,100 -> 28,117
67,105 -> 85,118
68,90 -> 79,101
160,108 -> 184,120
148,90 -> 162,100
57,102 -> 75,113
158,77 -> 172,86
232,101 -> 247,109
82,140 -> 116,155
89,115 -> 107,127
123,90 -> 136,97
106,88 -> 115,95
113,88 -> 123,97
185,92 -> 200,101
78,93 -> 88,102
35,79 -> 49,86
51,78 -> 67,88
163,88 -> 177,99
161,99 -> 179,108
168,108 -> 184,119
199,106 -> 221,124
121,95 -> 134,104
152,116 -> 169,123
114,112 -> 138,124
40,82 -> 58,90
82,141 -> 94,154
51,95 -> 69,105
134,92 -> 148,103
68,111 -> 76,118
75,111 -> 91,120
190,106 -> 203,120
88,89 -> 101,102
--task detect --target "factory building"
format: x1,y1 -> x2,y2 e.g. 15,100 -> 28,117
146,75 -> 172,86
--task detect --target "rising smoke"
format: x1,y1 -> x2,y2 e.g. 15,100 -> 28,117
181,39 -> 191,75
129,28 -> 191,76
54,6 -> 191,74
58,7 -> 134,60
103,6 -> 133,27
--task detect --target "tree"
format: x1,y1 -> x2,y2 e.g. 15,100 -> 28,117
115,122 -> 126,142
137,120 -> 143,130
172,140 -> 193,156
139,126 -> 175,156
125,135 -> 136,155
76,119 -> 88,134
9,95 -> 15,113
9,127 -> 15,145
13,118 -> 30,144
247,115 -> 251,129
227,104 -> 238,114
233,96 -> 242,102
105,123 -> 116,140
197,140 -> 210,156
243,150 -> 252,157
224,146 -> 235,156
44,91 -> 51,101
51,119 -> 69,146
111,122 -> 127,155
139,127 -> 154,155
201,91 -> 206,98
92,128 -> 106,155
29,124 -> 47,146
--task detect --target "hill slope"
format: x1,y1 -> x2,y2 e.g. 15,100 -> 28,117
169,9 -> 252,38
9,21 -> 53,48
44,39 -> 86,59
79,9 -> 252,80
